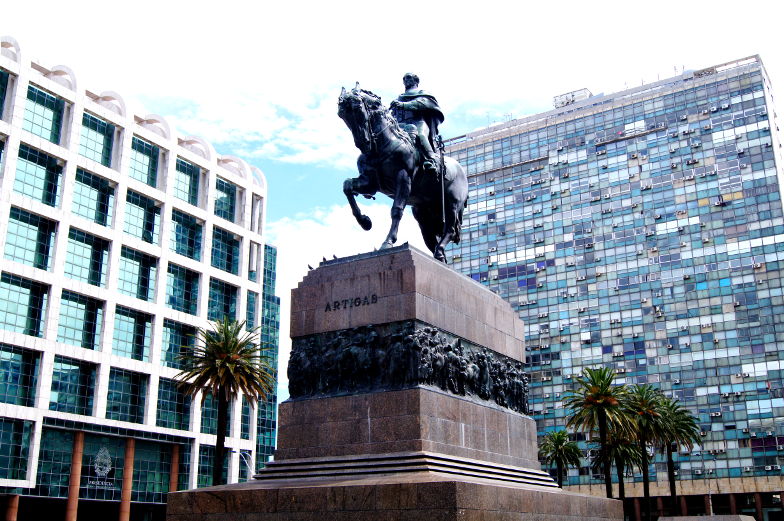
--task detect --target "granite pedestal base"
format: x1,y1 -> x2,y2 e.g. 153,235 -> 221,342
166,246 -> 622,521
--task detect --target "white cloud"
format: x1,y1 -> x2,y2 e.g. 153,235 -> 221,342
266,203 -> 428,400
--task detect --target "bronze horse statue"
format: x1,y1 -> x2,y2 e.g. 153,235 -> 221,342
338,87 -> 468,263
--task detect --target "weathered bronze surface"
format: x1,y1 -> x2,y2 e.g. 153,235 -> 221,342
287,320 -> 529,414
338,74 -> 468,263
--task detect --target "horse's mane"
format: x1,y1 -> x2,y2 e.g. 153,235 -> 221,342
354,88 -> 415,147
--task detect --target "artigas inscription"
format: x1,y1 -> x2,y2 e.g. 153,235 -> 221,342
324,294 -> 378,312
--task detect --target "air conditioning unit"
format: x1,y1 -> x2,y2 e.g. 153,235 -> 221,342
722,393 -> 729,398
721,103 -> 730,110
774,465 -> 781,470
616,368 -> 626,374
735,392 -> 742,397
744,466 -> 752,472
743,428 -> 750,433
765,466 -> 773,471
710,412 -> 722,418
680,114 -> 688,121
700,431 -> 708,436
673,379 -> 681,384
671,163 -> 679,169
743,373 -> 750,377
694,470 -> 703,475
753,263 -> 762,269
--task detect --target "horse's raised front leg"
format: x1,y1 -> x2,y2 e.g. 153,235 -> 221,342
381,168 -> 412,249
343,178 -> 373,231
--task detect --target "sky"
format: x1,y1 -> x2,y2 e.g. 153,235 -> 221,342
3,0 -> 783,401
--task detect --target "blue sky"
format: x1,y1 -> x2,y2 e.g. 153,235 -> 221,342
4,0 -> 784,400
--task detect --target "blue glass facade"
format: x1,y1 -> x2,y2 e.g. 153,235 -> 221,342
445,57 -> 784,494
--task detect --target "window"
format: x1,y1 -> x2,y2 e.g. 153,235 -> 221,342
214,178 -> 237,222
208,278 -> 237,321
0,70 -> 9,119
4,207 -> 56,270
129,136 -> 159,186
14,144 -> 62,206
166,264 -> 199,315
211,227 -> 240,275
106,368 -> 146,423
117,247 -> 157,301
124,191 -> 160,244
248,242 -> 263,282
241,396 -> 251,440
72,168 -> 114,226
131,440 -> 172,504
49,355 -> 95,415
200,393 -> 230,436
57,291 -> 103,350
79,112 -> 114,166
156,378 -> 190,430
113,305 -> 152,361
0,417 -> 32,480
0,273 -> 48,337
161,319 -> 196,370
64,228 -> 109,287
0,343 -> 39,406
197,445 -> 228,488
170,209 -> 202,260
246,291 -> 258,329
174,158 -> 200,206
23,85 -> 64,143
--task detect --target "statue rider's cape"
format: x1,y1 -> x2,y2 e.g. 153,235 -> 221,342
396,89 -> 445,150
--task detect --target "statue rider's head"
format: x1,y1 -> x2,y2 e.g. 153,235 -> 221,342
403,73 -> 419,90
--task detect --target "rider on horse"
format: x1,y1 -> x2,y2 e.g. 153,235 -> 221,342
390,73 -> 444,178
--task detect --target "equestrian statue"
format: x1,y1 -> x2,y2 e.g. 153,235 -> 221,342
338,73 -> 468,263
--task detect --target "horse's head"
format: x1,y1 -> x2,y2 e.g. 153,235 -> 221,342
338,87 -> 375,153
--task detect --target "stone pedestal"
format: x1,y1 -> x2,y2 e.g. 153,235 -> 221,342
166,245 -> 622,521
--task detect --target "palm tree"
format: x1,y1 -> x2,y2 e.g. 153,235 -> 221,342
177,318 -> 275,485
539,430 -> 582,487
659,397 -> 701,514
590,424 -> 643,501
623,385 -> 665,521
564,366 -> 630,498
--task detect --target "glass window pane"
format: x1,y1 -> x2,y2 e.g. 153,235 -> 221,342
170,209 -> 202,261
79,112 -> 114,167
57,290 -> 104,350
129,136 -> 159,187
3,207 -> 56,270
174,158 -> 200,206
14,144 -> 62,206
64,228 -> 109,287
23,85 -> 64,144
72,168 -> 114,226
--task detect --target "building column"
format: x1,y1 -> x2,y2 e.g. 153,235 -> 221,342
680,495 -> 688,516
656,496 -> 664,517
754,492 -> 764,521
4,495 -> 19,521
169,444 -> 180,493
633,497 -> 642,521
119,438 -> 135,521
705,494 -> 713,516
729,493 -> 737,515
65,431 -> 85,521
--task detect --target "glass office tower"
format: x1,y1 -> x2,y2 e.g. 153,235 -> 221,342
445,56 -> 784,518
0,37 -> 276,519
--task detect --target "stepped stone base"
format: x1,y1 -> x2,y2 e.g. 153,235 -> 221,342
167,472 -> 623,521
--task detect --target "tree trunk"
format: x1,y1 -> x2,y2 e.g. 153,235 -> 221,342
214,393 -> 230,486
667,443 -> 677,515
598,410 -> 613,498
640,437 -> 651,521
615,453 -> 625,500
557,461 -> 564,488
